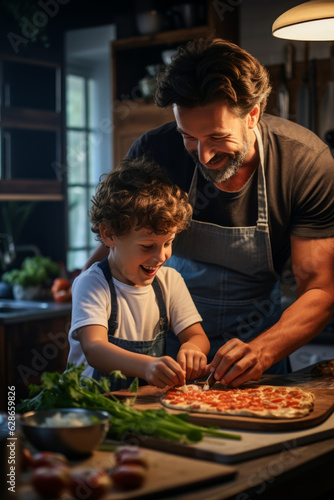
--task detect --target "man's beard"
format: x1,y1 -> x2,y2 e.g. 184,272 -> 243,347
191,130 -> 250,184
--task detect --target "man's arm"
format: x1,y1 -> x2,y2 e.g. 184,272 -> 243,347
209,235 -> 334,386
82,243 -> 109,272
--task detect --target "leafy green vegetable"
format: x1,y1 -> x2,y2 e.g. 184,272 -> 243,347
2,255 -> 60,286
17,364 -> 241,444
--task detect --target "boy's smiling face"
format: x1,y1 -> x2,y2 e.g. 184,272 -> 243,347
101,226 -> 176,287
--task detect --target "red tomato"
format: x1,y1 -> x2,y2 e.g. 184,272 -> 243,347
70,468 -> 111,500
112,464 -> 147,490
31,451 -> 68,469
31,465 -> 71,498
53,288 -> 72,303
51,278 -> 71,294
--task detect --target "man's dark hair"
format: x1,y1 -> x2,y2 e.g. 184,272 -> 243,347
155,37 -> 272,119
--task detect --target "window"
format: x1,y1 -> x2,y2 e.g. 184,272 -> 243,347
66,73 -> 100,271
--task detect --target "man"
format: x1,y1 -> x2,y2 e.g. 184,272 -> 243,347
86,37 -> 334,387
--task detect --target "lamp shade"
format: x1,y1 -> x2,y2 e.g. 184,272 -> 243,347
272,0 -> 334,41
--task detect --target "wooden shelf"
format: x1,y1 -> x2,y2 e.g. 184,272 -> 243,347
111,0 -> 239,163
0,180 -> 63,201
0,107 -> 61,131
0,52 -> 61,68
112,25 -> 210,51
0,52 -> 63,201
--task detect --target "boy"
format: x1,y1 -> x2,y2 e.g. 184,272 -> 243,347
67,157 -> 210,390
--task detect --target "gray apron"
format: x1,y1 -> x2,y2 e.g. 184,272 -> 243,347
166,127 -> 287,374
93,257 -> 170,390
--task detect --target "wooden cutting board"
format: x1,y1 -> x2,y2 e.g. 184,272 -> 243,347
110,378 -> 334,431
129,411 -> 334,464
106,372 -> 334,464
19,447 -> 236,499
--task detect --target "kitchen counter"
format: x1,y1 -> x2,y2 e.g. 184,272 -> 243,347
0,301 -> 72,410
18,368 -> 334,500
18,430 -> 334,500
0,299 -> 72,324
161,436 -> 334,500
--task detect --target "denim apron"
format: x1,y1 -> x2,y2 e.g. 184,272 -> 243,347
166,127 -> 287,374
93,257 -> 169,390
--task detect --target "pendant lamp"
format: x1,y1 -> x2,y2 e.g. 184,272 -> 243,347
272,0 -> 334,41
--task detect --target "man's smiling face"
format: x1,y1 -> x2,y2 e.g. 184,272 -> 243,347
173,101 -> 256,185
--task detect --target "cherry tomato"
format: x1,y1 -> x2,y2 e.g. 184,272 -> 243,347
31,451 -> 68,469
112,464 -> 147,490
70,468 -> 111,500
51,278 -> 71,294
31,464 -> 71,498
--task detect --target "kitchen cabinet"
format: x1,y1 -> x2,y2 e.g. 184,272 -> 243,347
111,0 -> 239,163
0,54 -> 64,201
0,51 -> 67,263
0,309 -> 71,411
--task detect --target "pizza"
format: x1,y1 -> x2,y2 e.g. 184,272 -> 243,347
161,384 -> 315,419
311,359 -> 334,377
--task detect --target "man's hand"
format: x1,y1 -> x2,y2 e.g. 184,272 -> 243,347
209,338 -> 264,387
144,356 -> 186,388
177,347 -> 207,381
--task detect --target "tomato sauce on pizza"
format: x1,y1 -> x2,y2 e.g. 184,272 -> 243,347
161,384 -> 314,419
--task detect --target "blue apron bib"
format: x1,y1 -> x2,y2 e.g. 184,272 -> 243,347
93,257 -> 170,390
166,127 -> 287,374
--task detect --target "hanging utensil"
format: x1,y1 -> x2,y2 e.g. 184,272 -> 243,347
319,42 -> 334,155
277,44 -> 294,120
277,67 -> 289,120
297,42 -> 310,129
284,43 -> 294,81
309,59 -> 317,133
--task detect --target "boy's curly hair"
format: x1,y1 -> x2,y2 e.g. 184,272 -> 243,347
90,157 -> 192,244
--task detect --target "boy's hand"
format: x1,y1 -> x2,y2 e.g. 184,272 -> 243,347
144,356 -> 186,388
177,347 -> 207,381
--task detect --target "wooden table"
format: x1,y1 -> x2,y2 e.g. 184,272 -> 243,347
139,369 -> 334,499
18,436 -> 334,500
18,438 -> 334,500
18,367 -> 334,499
158,436 -> 334,500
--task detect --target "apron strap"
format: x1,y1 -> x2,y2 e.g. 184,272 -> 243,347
98,257 -> 118,334
253,126 -> 269,232
98,257 -> 168,335
152,277 -> 169,331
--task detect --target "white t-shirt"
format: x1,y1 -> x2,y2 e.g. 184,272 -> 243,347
67,263 -> 202,376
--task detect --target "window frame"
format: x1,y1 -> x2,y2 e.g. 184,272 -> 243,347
65,67 -> 98,271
